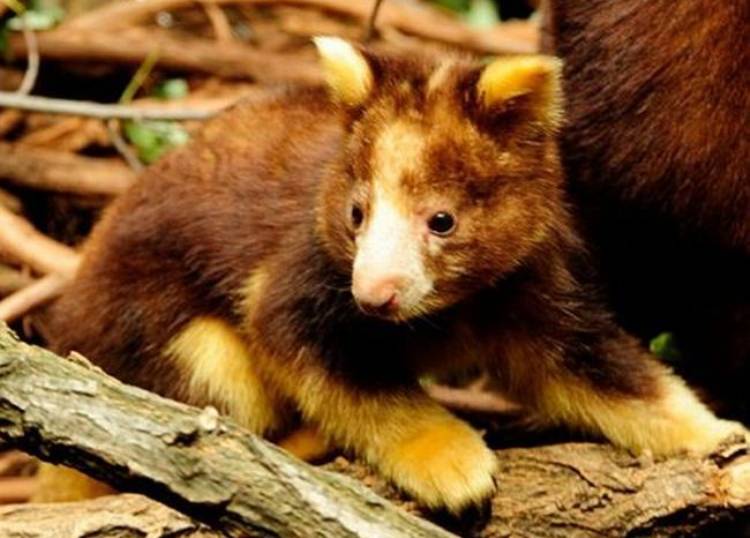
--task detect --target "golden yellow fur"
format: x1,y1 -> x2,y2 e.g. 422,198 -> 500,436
242,268 -> 496,513
538,372 -> 746,456
277,425 -> 332,462
164,317 -> 281,434
269,357 -> 497,512
477,55 -> 564,130
313,36 -> 373,107
32,464 -> 113,503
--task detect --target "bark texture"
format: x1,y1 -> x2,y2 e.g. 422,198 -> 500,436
0,325 -> 451,538
0,324 -> 749,537
0,494 -> 217,538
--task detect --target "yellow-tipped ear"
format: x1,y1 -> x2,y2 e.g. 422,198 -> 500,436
477,55 -> 563,128
313,36 -> 374,107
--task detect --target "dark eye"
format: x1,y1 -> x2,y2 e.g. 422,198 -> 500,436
427,212 -> 456,236
351,204 -> 364,229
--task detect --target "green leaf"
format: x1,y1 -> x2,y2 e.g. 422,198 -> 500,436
7,6 -> 65,31
152,78 -> 189,100
463,0 -> 499,28
124,120 -> 190,164
649,332 -> 682,364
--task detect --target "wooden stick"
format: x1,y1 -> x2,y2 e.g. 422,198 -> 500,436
8,28 -> 323,85
0,109 -> 23,138
0,92 -> 221,120
0,188 -> 22,214
426,384 -> 520,415
0,205 -> 80,278
201,1 -> 234,42
0,273 -> 67,322
0,142 -> 136,195
0,265 -> 34,296
16,25 -> 39,95
0,477 -> 36,503
0,450 -> 33,476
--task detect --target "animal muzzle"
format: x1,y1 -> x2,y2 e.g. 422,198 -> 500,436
351,272 -> 408,316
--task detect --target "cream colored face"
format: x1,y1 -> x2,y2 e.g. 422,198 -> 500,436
350,121 -> 451,320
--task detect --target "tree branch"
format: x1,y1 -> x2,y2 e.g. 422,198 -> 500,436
0,325 -> 454,538
0,324 -> 748,536
0,93 -> 221,121
0,206 -> 80,278
0,142 -> 136,195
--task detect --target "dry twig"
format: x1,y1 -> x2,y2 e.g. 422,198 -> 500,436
0,92 -> 221,120
0,142 -> 136,195
0,205 -> 80,277
426,384 -> 520,415
0,273 -> 67,322
201,1 -> 234,42
9,28 -> 323,85
0,265 -> 33,296
16,24 -> 39,95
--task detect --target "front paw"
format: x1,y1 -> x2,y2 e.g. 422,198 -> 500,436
681,418 -> 749,456
380,418 -> 497,514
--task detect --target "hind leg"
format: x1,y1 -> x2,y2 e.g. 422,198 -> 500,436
507,331 -> 746,456
35,316 -> 291,502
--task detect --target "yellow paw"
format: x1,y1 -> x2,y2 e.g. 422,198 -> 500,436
380,418 -> 497,513
678,418 -> 749,457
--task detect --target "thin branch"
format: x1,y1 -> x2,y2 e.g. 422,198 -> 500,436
0,205 -> 80,278
363,0 -> 385,42
0,265 -> 34,296
0,93 -> 222,120
0,273 -> 66,322
107,119 -> 144,173
0,188 -> 22,214
201,1 -> 233,42
0,477 -> 35,503
8,28 -> 323,85
0,109 -> 23,137
426,384 -> 521,415
16,24 -> 39,96
0,142 -> 136,195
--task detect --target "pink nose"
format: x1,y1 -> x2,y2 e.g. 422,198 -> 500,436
352,276 -> 405,314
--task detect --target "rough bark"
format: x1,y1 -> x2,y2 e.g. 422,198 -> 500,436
0,324 -> 749,537
0,494 -> 218,538
0,325 -> 452,538
329,445 -> 750,537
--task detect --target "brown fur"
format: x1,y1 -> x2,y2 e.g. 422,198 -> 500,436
45,41 -> 743,513
543,0 -> 750,418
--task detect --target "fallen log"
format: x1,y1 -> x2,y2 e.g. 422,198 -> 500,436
0,325 -> 748,537
0,325 -> 453,538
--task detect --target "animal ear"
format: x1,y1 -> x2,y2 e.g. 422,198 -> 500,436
313,36 -> 374,107
474,55 -> 563,131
